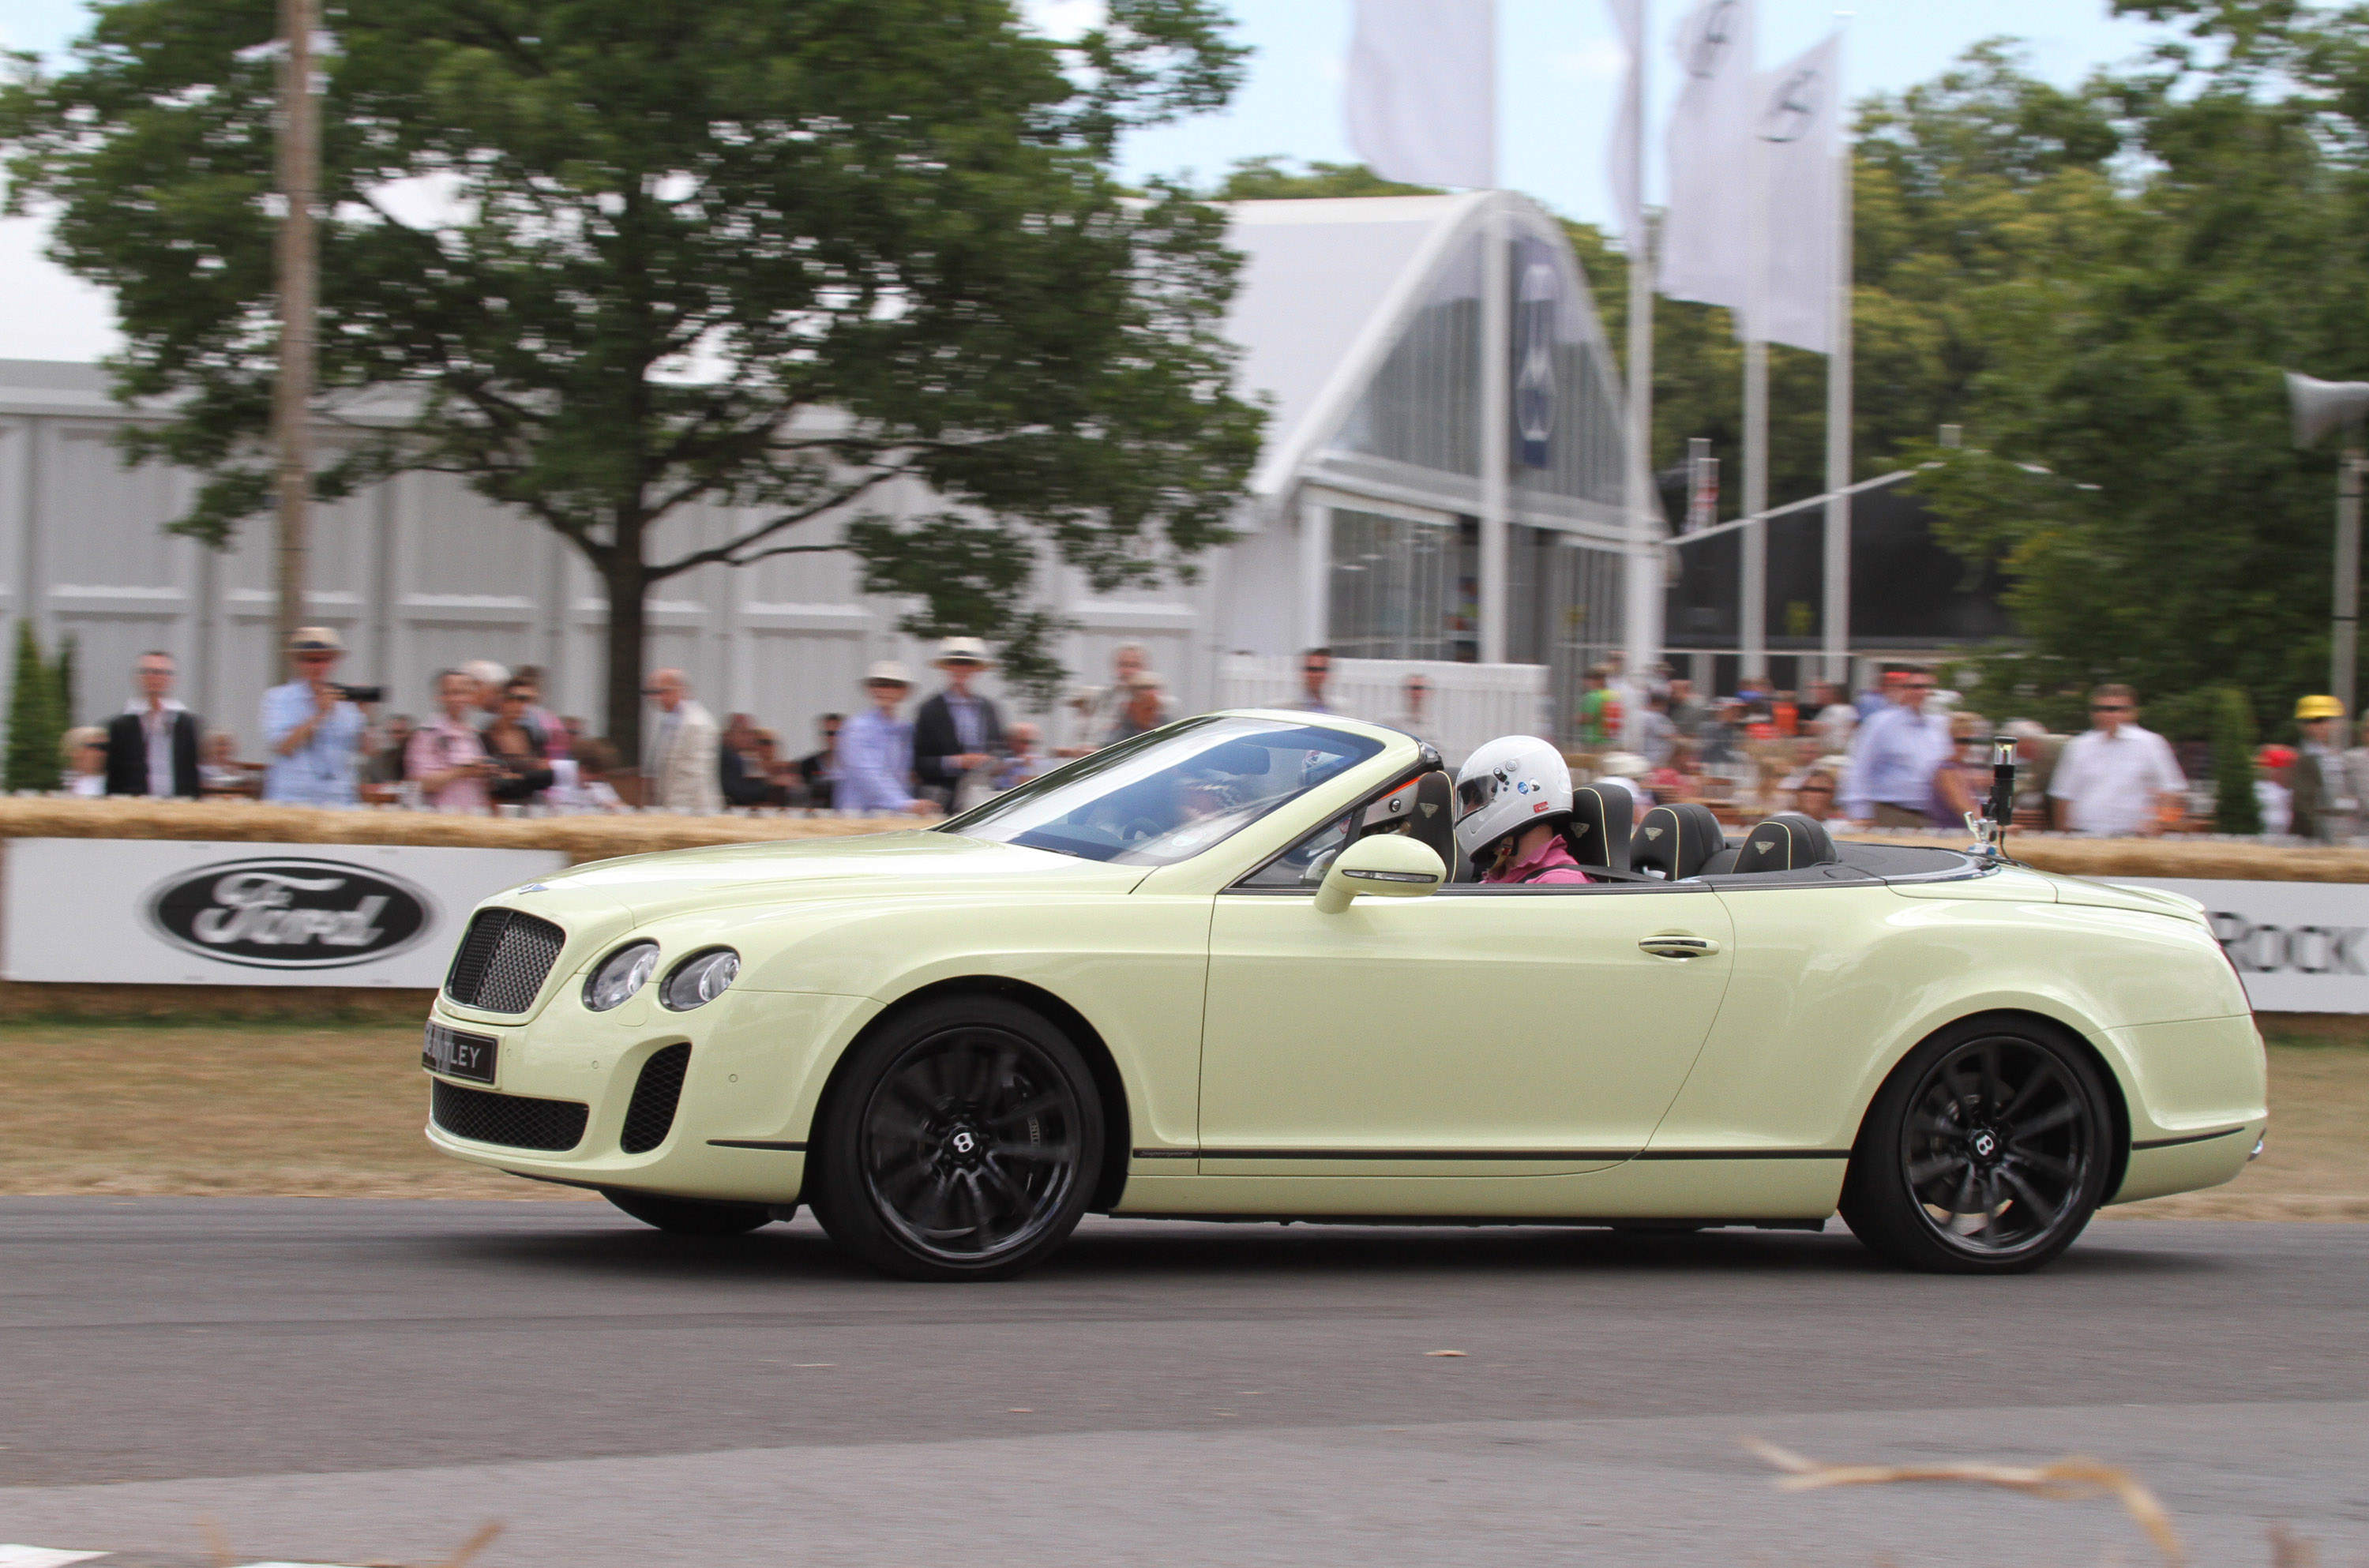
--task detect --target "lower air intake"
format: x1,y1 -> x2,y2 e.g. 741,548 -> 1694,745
431,1079 -> 588,1153
620,1044 -> 692,1155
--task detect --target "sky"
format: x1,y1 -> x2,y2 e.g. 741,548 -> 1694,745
0,0 -> 2176,366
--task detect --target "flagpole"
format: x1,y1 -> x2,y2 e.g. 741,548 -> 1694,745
1620,6 -> 1658,742
1822,107 -> 1854,690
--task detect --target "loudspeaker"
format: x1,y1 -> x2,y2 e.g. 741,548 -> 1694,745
2285,371 -> 2369,448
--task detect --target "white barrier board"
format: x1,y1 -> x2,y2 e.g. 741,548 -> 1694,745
2110,878 -> 2369,1014
1,838 -> 565,987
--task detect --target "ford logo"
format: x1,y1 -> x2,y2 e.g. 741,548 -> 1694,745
144,857 -> 436,970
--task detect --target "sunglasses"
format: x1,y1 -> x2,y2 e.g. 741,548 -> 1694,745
2091,704 -> 2132,713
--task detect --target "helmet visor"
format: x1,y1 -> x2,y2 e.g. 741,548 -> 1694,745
1456,775 -> 1496,819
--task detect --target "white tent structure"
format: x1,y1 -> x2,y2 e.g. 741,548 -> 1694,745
0,193 -> 1637,767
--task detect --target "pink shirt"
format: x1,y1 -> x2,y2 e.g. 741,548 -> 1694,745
1483,834 -> 1594,886
406,717 -> 490,812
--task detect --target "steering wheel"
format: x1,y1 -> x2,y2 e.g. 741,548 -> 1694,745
1120,816 -> 1162,843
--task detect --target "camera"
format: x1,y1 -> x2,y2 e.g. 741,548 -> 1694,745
332,684 -> 385,705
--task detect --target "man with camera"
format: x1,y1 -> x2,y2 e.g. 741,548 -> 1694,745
262,627 -> 370,806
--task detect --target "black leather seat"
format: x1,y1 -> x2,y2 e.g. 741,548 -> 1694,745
1406,770 -> 1457,873
1562,782 -> 1632,875
1730,812 -> 1838,874
1631,802 -> 1725,880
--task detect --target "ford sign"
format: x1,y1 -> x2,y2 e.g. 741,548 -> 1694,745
145,857 -> 435,970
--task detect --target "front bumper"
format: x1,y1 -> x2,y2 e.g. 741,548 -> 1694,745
422,985 -> 876,1203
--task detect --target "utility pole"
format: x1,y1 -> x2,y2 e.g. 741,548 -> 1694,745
1821,130 -> 1854,690
272,0 -> 320,674
2338,445 -> 2362,723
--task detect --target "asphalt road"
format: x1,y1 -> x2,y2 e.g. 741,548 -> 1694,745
2,1199 -> 2364,1568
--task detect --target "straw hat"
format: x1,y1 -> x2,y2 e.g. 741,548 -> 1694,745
864,661 -> 914,687
2296,694 -> 2345,721
287,625 -> 344,653
1597,751 -> 1649,778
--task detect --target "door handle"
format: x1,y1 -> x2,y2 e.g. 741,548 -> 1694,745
1639,934 -> 1720,959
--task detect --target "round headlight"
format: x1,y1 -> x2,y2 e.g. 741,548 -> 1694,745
661,947 -> 740,1011
584,942 -> 659,1012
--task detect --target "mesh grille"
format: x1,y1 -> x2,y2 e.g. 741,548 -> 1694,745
443,909 -> 565,1014
431,1079 -> 588,1152
620,1044 -> 692,1155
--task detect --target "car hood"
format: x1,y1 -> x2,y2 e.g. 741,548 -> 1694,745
516,830 -> 1150,922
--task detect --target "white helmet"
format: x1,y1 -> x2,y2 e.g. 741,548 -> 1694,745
1454,736 -> 1572,860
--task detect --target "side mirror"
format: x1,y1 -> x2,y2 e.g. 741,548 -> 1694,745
1314,832 -> 1447,914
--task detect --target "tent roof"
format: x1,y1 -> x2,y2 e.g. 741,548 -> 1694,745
1218,193 -> 1488,501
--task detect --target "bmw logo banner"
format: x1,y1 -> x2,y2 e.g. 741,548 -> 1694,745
2,838 -> 565,987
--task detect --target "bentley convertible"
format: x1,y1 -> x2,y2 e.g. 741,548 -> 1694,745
422,711 -> 2266,1280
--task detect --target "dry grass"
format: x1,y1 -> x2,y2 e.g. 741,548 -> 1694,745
0,1019 -> 2359,1214
0,1019 -> 593,1199
2105,1030 -> 2369,1222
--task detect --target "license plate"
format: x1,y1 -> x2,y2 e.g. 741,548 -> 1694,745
423,1022 -> 498,1084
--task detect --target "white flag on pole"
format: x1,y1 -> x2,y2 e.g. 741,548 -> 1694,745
1605,0 -> 1646,247
1659,0 -> 1755,309
1344,0 -> 1497,189
1751,31 -> 1844,354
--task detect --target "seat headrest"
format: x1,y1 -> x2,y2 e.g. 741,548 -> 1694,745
1731,812 -> 1838,874
1564,782 -> 1631,874
1631,802 -> 1725,880
1406,770 -> 1456,872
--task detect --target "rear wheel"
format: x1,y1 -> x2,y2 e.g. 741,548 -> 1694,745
1841,1021 -> 2112,1274
603,1189 -> 774,1236
807,996 -> 1102,1281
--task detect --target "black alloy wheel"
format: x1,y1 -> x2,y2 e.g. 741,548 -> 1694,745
603,1189 -> 775,1236
807,996 -> 1103,1281
1841,1022 -> 2112,1274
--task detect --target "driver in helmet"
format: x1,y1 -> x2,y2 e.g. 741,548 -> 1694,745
1455,737 -> 1594,885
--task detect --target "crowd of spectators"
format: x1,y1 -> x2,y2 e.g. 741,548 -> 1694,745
47,630 -> 2369,842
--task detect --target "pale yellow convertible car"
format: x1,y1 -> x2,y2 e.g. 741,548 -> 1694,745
422,711 -> 2265,1281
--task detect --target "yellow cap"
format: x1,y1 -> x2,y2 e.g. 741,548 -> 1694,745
2296,694 -> 2346,721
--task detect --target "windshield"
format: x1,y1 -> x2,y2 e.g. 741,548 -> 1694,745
943,715 -> 1387,866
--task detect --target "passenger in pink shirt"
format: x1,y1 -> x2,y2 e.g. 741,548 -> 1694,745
1481,828 -> 1593,885
1453,735 -> 1596,886
406,668 -> 495,812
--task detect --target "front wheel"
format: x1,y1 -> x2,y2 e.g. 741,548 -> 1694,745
1841,1022 -> 2112,1274
603,1189 -> 775,1236
807,996 -> 1103,1281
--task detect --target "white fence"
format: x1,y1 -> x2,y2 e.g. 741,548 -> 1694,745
1216,655 -> 1548,767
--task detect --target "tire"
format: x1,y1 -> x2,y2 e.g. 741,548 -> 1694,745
603,1189 -> 775,1236
1841,1019 -> 2113,1274
806,996 -> 1104,1282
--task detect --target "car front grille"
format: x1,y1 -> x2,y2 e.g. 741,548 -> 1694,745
431,1079 -> 588,1152
620,1044 -> 692,1155
443,909 -> 566,1014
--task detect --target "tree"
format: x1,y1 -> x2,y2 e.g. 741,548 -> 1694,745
5,622 -> 63,792
53,632 -> 75,729
2211,685 -> 2262,834
2,0 -> 1262,754
1895,27 -> 2369,737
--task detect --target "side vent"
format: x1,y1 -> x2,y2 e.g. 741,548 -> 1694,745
621,1044 -> 693,1155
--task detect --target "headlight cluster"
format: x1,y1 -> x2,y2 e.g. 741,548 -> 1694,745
584,943 -> 739,1013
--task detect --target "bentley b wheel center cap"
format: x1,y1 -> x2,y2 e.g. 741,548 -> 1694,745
1969,1127 -> 2000,1162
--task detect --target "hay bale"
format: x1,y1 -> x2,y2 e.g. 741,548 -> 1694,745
1831,830 -> 2369,884
0,797 -> 914,863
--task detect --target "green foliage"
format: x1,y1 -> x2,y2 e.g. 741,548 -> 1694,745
1887,29 -> 2369,737
1,0 -> 1260,746
5,622 -> 64,792
2212,685 -> 2263,834
1216,156 -> 1440,201
53,632 -> 75,729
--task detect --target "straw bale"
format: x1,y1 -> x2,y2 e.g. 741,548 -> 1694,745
0,797 -> 914,864
1833,831 -> 2369,884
